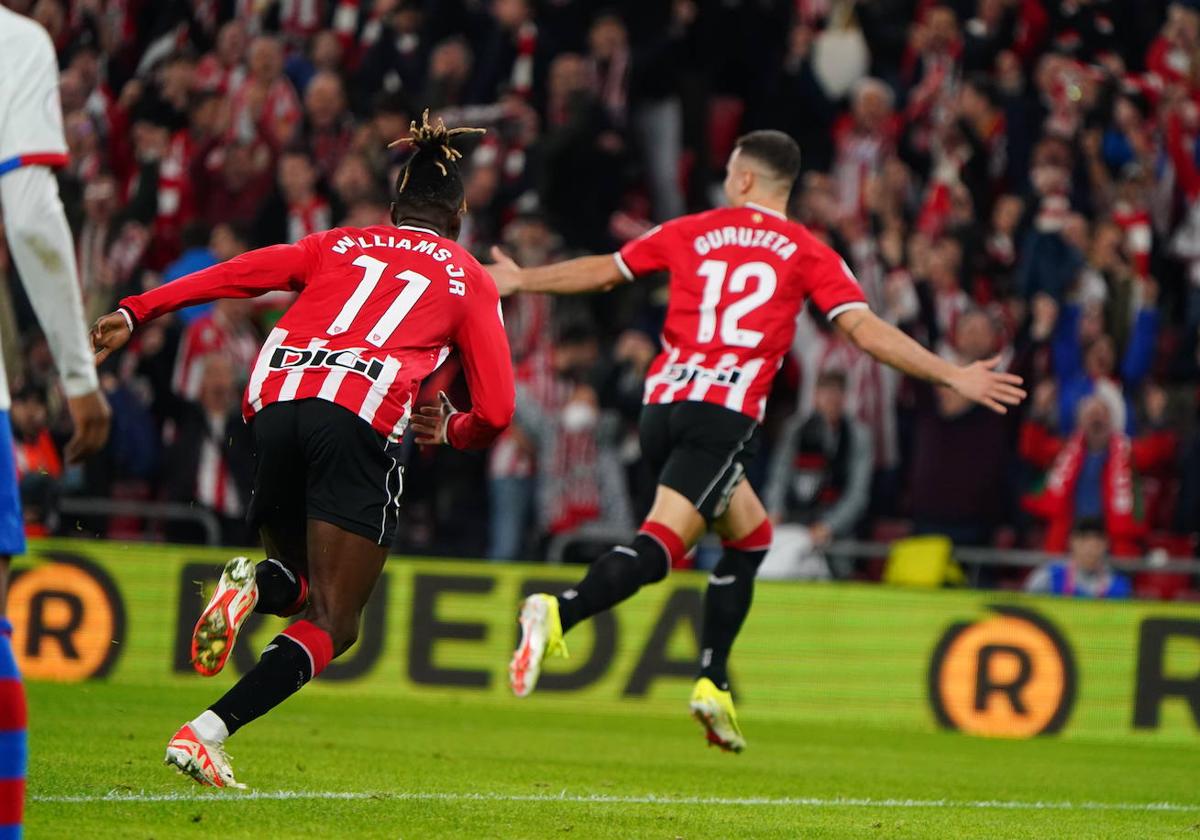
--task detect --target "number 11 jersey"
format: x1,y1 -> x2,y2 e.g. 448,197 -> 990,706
615,203 -> 868,422
119,223 -> 514,449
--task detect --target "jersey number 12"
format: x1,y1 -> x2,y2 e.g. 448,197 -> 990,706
696,260 -> 777,348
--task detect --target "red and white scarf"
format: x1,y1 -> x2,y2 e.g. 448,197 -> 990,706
511,23 -> 538,99
1024,432 -> 1141,551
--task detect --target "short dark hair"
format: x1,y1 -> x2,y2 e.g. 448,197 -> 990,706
734,130 -> 801,184
816,370 -> 847,391
1071,517 -> 1106,537
12,383 -> 46,405
214,220 -> 253,248
390,110 -> 484,231
181,221 -> 211,251
963,73 -> 1000,108
372,90 -> 411,118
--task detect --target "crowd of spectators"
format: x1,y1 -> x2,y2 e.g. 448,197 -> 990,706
1,0 -> 1199,590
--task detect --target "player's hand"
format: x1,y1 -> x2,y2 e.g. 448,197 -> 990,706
486,246 -> 523,297
64,390 -> 111,464
91,312 -> 133,364
410,391 -> 457,445
947,356 -> 1027,415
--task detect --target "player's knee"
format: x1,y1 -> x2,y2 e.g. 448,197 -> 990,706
717,519 -> 772,578
722,520 -> 772,558
632,523 -> 687,584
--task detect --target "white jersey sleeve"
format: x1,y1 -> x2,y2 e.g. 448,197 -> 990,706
0,6 -> 68,174
0,8 -> 98,401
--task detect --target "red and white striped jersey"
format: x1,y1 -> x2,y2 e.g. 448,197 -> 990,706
615,203 -> 867,422
120,224 -> 515,449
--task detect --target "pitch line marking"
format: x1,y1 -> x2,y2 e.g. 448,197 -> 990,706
30,791 -> 1200,813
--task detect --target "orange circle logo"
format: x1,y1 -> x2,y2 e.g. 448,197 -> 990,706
8,554 -> 125,681
928,606 -> 1076,737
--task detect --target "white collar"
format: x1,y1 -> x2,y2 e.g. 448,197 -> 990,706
396,224 -> 439,235
745,201 -> 787,220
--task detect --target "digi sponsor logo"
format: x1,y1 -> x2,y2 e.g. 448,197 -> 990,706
928,605 -> 1076,738
8,553 -> 126,681
269,346 -> 387,380
662,361 -> 744,388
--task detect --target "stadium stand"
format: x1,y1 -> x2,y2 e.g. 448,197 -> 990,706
1,0 -> 1198,594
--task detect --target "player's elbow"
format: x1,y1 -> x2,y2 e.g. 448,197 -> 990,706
845,314 -> 884,355
3,200 -> 46,245
481,401 -> 516,438
1,171 -> 69,261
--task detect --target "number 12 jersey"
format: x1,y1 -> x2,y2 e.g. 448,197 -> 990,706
615,202 -> 868,422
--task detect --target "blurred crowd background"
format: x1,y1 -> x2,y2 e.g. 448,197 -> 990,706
2,0 -> 1200,594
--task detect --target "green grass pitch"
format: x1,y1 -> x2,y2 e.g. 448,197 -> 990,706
26,680 -> 1200,839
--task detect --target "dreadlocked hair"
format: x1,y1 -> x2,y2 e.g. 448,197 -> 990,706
389,109 -> 485,226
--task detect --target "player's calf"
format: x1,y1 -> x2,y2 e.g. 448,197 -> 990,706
206,619 -> 335,735
511,521 -> 687,697
698,519 -> 771,691
555,521 -> 685,632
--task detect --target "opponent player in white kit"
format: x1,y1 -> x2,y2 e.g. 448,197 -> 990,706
0,6 -> 112,836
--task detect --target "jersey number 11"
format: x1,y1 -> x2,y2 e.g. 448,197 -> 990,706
327,255 -> 432,346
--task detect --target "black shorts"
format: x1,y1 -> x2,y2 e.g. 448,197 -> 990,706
247,399 -> 404,546
638,401 -> 760,521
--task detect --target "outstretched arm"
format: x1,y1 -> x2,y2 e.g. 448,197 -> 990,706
486,247 -> 626,296
121,241 -> 315,324
835,308 -> 1026,414
92,240 -> 317,363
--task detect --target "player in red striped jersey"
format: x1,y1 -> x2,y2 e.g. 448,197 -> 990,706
495,130 -> 1026,752
91,113 -> 515,788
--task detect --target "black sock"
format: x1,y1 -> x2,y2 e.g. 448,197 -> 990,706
209,621 -> 331,736
557,534 -> 669,633
254,559 -> 303,615
698,547 -> 765,691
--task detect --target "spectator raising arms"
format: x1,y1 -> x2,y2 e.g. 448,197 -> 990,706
1021,393 -> 1176,556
